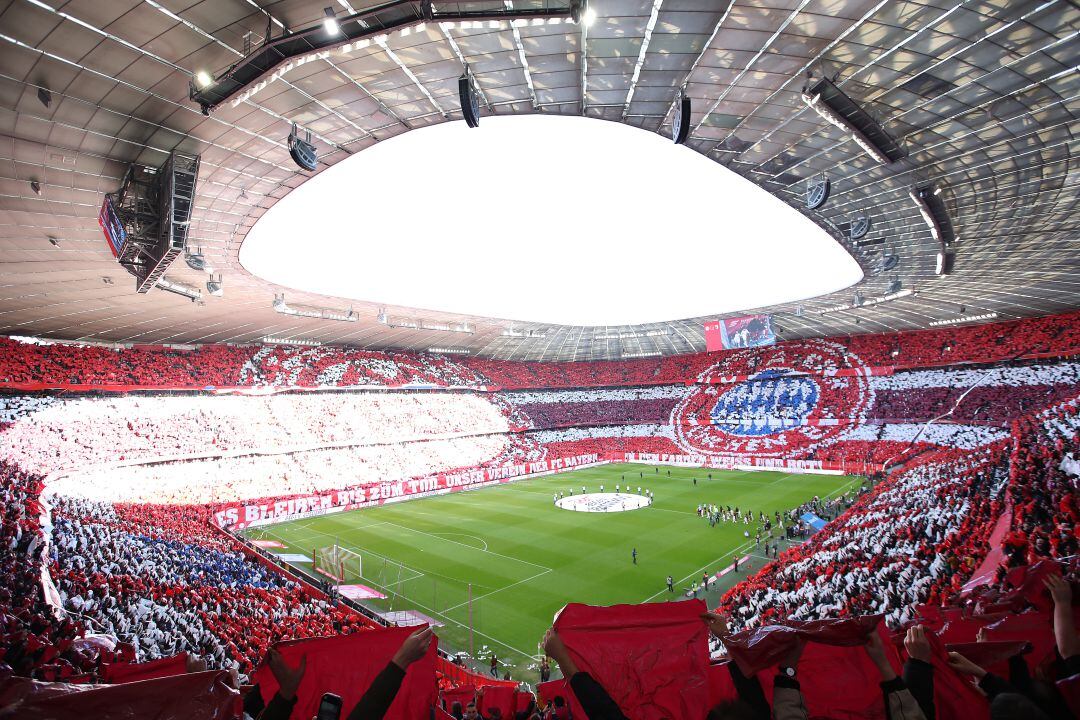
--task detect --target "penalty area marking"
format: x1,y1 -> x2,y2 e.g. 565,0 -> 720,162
555,492 -> 651,513
430,533 -> 489,552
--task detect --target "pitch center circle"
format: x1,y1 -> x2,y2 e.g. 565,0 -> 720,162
554,492 -> 651,513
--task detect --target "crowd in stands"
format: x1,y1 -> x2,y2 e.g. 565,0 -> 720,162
0,461 -> 97,681
1004,399 -> 1080,567
52,434 -> 514,505
0,313 -> 1078,718
718,444 -> 1010,629
0,391 -> 510,476
0,312 -> 1076,392
49,493 -> 372,677
866,362 -> 1080,425
495,386 -> 684,431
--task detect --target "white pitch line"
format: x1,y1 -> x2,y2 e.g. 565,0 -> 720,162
442,569 -> 553,613
373,519 -> 553,571
639,536 -> 760,604
431,533 -> 490,552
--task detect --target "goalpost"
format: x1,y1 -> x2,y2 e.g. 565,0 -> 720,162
313,544 -> 362,584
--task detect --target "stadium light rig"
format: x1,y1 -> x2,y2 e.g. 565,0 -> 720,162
428,347 -> 470,355
909,185 -> 956,276
929,312 -> 998,327
188,2 -> 578,114
595,329 -> 670,340
155,277 -> 203,302
801,77 -> 905,166
272,294 -> 357,322
818,288 -> 913,315
262,336 -> 322,346
621,351 -> 662,359
501,327 -> 547,339
377,313 -> 472,333
323,7 -> 340,35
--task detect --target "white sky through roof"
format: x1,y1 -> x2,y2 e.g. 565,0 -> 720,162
241,116 -> 862,326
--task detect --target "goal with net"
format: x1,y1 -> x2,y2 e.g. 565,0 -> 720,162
313,544 -> 362,584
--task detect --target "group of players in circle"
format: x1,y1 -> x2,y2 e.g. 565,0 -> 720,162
551,466 -> 686,505
551,484 -> 655,504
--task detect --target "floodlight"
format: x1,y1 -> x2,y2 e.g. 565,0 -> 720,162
323,7 -> 340,35
801,77 -> 905,165
910,186 -> 955,245
206,274 -> 223,297
194,71 -> 213,89
935,249 -> 955,276
156,277 -> 202,302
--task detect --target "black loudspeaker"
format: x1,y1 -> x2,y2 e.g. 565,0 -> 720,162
459,74 -> 480,128
672,91 -> 691,145
288,124 -> 317,171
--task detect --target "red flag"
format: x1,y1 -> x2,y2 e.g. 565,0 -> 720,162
920,629 -> 990,720
101,653 -> 189,684
706,662 -> 738,707
553,600 -> 710,720
944,641 -> 1029,678
478,684 -> 515,718
441,683 -> 476,712
756,642 -> 891,720
983,611 -> 1058,672
537,678 -> 589,719
516,690 -> 536,713
724,615 -> 883,676
0,669 -> 239,719
254,628 -> 437,720
729,618 -> 900,719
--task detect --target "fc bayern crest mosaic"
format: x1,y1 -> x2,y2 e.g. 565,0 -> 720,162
671,340 -> 874,458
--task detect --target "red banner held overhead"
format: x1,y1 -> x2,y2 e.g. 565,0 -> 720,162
552,600 -> 710,720
253,626 -> 438,720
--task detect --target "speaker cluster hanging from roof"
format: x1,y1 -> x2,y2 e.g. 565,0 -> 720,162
459,67 -> 481,128
849,211 -> 872,240
672,90 -> 691,145
288,123 -> 318,171
805,173 -> 831,210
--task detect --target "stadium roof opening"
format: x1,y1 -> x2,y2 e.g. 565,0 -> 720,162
241,116 -> 863,326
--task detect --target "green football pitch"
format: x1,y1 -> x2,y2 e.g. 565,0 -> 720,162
244,463 -> 860,680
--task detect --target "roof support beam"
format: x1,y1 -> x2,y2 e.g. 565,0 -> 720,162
620,0 -> 664,121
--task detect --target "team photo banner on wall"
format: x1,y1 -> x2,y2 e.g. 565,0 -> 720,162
704,315 -> 776,351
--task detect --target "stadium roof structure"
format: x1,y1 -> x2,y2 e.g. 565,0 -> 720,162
0,0 -> 1076,361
